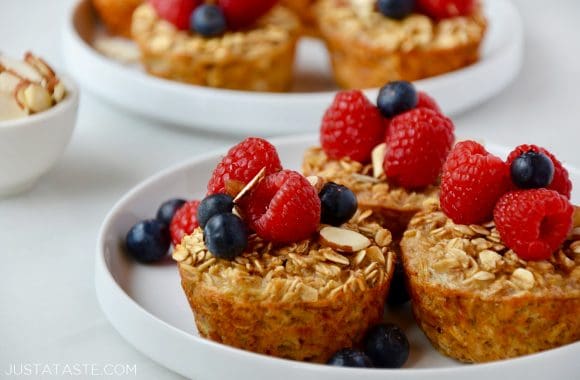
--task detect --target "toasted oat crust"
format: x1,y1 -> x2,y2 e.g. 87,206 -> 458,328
92,0 -> 143,37
315,0 -> 487,88
401,204 -> 580,362
302,146 -> 439,236
132,4 -> 301,91
173,210 -> 395,362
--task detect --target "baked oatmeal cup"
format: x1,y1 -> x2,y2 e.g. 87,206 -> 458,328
131,4 -> 301,91
303,147 -> 439,237
315,0 -> 487,88
401,202 -> 580,363
172,208 -> 396,362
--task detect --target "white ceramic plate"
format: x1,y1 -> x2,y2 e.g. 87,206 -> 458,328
65,0 -> 522,135
96,134 -> 579,379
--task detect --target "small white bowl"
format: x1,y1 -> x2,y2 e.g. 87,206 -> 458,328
0,76 -> 79,197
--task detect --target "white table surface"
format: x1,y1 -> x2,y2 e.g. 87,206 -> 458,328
1,0 -> 579,378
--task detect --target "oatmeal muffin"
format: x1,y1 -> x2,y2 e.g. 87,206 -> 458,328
173,209 -> 396,362
315,0 -> 487,88
400,202 -> 580,363
302,147 -> 439,237
131,4 -> 301,91
92,0 -> 143,37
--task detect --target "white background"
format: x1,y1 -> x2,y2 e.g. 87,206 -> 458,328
1,0 -> 579,378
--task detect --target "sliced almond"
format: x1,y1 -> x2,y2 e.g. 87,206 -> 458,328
319,226 -> 371,253
233,167 -> 266,203
24,83 -> 53,112
371,143 -> 387,178
0,55 -> 43,82
24,52 -> 56,81
52,80 -> 66,102
306,175 -> 324,193
0,93 -> 28,121
351,173 -> 381,183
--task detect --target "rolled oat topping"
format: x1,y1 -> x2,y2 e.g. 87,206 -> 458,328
173,208 -> 395,302
404,203 -> 580,296
316,0 -> 486,52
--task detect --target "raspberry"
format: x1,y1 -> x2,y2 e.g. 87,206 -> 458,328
207,137 -> 282,195
169,200 -> 201,245
416,0 -> 475,19
218,0 -> 278,29
237,170 -> 321,243
440,141 -> 510,225
506,144 -> 572,199
416,91 -> 441,113
494,189 -> 573,261
384,108 -> 454,188
150,0 -> 201,30
321,90 -> 385,163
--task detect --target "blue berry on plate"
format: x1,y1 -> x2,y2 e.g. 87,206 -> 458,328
377,0 -> 415,19
327,348 -> 374,368
197,193 -> 235,228
191,4 -> 227,37
510,151 -> 554,189
126,219 -> 170,263
386,260 -> 410,306
363,323 -> 410,368
319,182 -> 358,226
156,198 -> 186,226
203,213 -> 247,260
377,81 -> 418,118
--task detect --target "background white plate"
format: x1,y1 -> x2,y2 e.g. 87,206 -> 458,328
96,134 -> 579,379
65,0 -> 522,135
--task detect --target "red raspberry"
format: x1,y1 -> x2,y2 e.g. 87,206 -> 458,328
494,189 -> 573,261
416,0 -> 475,19
237,170 -> 320,243
321,90 -> 384,163
506,144 -> 572,199
150,0 -> 201,30
416,91 -> 441,113
440,141 -> 510,225
218,0 -> 278,29
170,200 -> 200,245
384,108 -> 454,188
207,137 -> 282,195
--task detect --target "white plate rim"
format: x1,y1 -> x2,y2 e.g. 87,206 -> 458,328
96,133 -> 580,379
65,0 -> 523,135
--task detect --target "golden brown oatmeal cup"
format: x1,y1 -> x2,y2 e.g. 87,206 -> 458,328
400,203 -> 580,363
314,0 -> 487,88
172,209 -> 396,362
132,4 -> 301,92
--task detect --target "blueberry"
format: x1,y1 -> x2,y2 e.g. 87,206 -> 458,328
197,193 -> 234,228
191,4 -> 227,37
327,348 -> 374,368
319,183 -> 358,226
126,219 -> 170,263
363,323 -> 410,368
156,198 -> 186,226
203,213 -> 247,260
386,260 -> 410,306
377,81 -> 418,118
377,0 -> 415,20
510,151 -> 554,189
